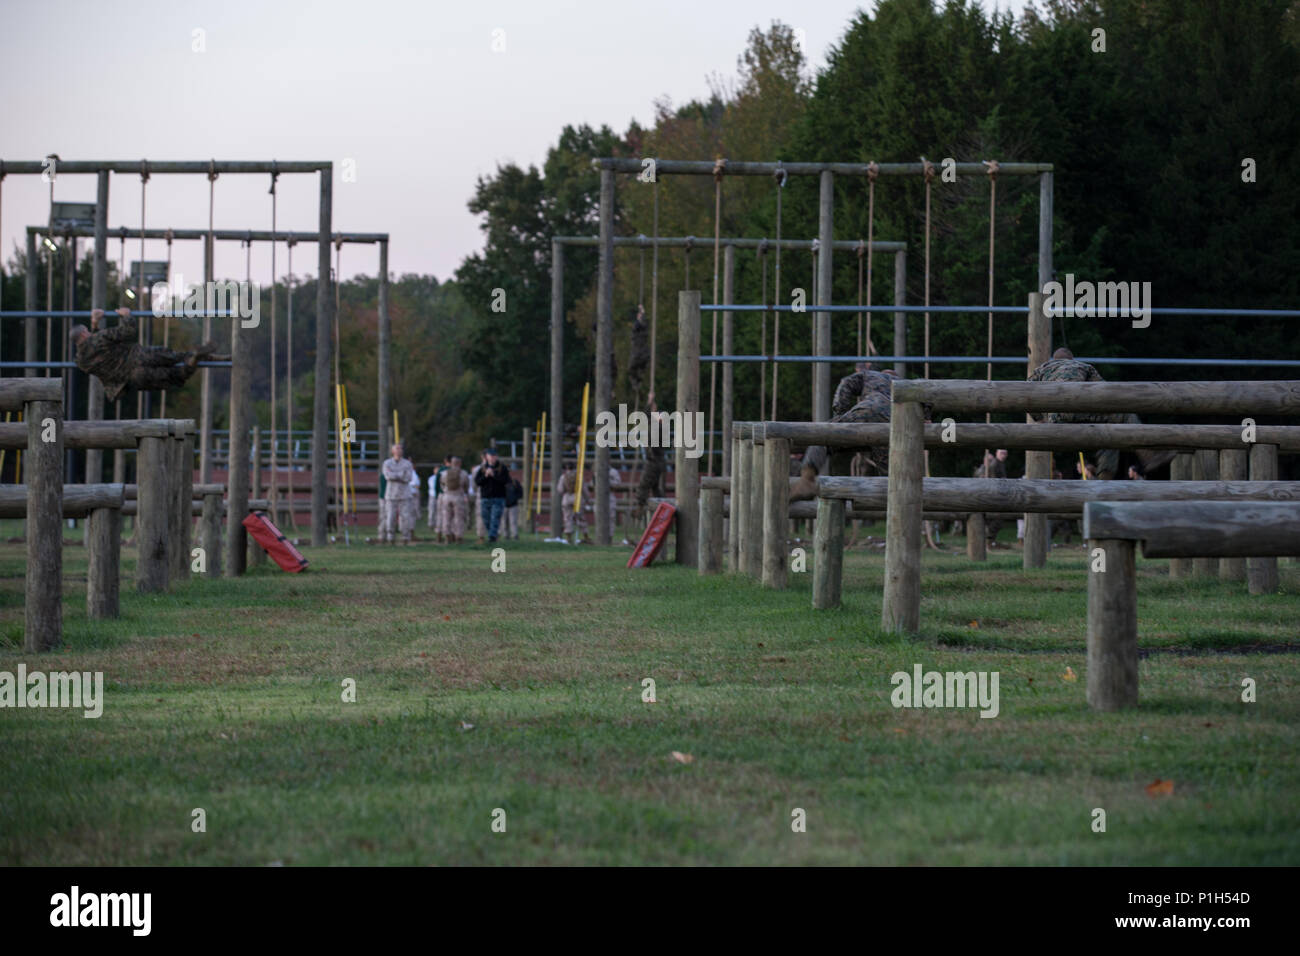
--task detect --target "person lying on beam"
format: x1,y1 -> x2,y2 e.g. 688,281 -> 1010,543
72,308 -> 228,402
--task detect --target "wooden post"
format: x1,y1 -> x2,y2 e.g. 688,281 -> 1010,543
1086,537 -> 1139,711
135,435 -> 170,593
377,239 -> 391,468
763,436 -> 791,588
698,486 -> 723,574
1218,448 -> 1248,581
812,496 -> 845,609
734,438 -> 751,575
892,249 -> 907,379
549,239 -> 564,541
227,309 -> 252,576
312,168 -> 333,547
1167,453 -> 1194,579
674,291 -> 701,565
721,243 -> 735,478
746,437 -> 765,579
86,505 -> 121,619
248,423 -> 265,567
85,171 -> 109,483
882,400 -> 924,633
594,169 -> 615,546
966,512 -> 987,561
1248,444 -> 1280,594
201,490 -> 223,578
728,432 -> 741,570
170,424 -> 194,582
1024,291 -> 1051,568
1192,449 -> 1219,576
26,397 -> 63,651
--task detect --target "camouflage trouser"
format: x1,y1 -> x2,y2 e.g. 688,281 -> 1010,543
127,345 -> 199,392
428,494 -> 437,528
383,495 -> 416,540
562,493 -> 586,536
503,505 -> 520,539
441,493 -> 467,538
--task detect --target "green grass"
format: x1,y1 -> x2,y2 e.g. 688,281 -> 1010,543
1,522 -> 1297,865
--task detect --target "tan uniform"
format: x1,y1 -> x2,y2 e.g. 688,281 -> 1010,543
382,457 -> 417,541
558,470 -> 586,538
439,466 -> 468,538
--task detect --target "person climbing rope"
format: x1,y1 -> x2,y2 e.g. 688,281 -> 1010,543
73,307 -> 226,403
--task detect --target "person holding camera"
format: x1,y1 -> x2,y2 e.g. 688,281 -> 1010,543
473,448 -> 511,544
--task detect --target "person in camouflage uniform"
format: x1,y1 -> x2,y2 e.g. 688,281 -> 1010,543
792,380 -> 895,501
74,308 -> 222,403
1028,347 -> 1174,479
832,362 -> 898,416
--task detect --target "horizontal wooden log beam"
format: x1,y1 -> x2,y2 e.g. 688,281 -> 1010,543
0,419 -> 174,449
1083,501 -> 1300,557
0,378 -> 62,412
891,379 -> 1300,416
0,484 -> 123,518
762,420 -> 1300,452
818,476 -> 1300,512
123,482 -> 221,499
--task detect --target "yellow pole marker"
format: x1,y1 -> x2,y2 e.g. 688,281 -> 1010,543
392,409 -> 400,447
535,412 -> 547,515
1078,452 -> 1087,480
574,382 -> 590,513
334,384 -> 348,515
341,385 -> 356,514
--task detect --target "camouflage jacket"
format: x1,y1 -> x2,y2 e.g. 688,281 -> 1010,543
75,316 -> 139,401
832,369 -> 895,417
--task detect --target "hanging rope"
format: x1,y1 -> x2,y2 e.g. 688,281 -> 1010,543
771,164 -> 786,420
649,178 -> 659,402
707,157 -> 725,476
866,161 -> 878,358
161,230 -> 173,416
334,236 -> 344,534
269,164 -> 280,515
922,158 -> 934,381
286,238 -> 297,531
758,240 -> 768,418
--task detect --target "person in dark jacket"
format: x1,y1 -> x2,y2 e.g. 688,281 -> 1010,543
473,448 -> 511,543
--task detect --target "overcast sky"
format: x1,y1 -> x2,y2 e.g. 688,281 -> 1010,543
1,0 -> 1030,289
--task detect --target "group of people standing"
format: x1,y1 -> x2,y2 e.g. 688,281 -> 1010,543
378,445 -> 523,546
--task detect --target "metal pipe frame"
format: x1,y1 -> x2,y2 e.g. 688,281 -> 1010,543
701,355 -> 1300,368
592,159 -> 1053,177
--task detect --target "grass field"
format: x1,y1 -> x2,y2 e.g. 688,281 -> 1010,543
2,521 -> 1297,865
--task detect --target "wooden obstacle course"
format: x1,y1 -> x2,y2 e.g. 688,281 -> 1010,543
1083,501 -> 1300,711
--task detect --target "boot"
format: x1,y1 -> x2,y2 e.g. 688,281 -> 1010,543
790,464 -> 820,501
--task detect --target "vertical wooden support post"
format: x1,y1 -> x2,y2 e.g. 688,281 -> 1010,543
882,400 -> 923,633
377,239 -> 391,457
698,486 -> 723,574
1167,453 -> 1194,579
135,435 -> 170,593
522,426 -> 533,534
171,424 -> 194,582
762,436 -> 791,589
311,165 -> 333,547
26,397 -> 63,651
201,491 -> 223,578
1023,291 -> 1051,568
1248,444 -> 1279,595
227,308 -> 252,576
1086,537 -> 1138,711
1218,449 -> 1248,581
1191,449 -> 1219,576
594,170 -> 615,546
85,171 -> 109,483
721,244 -> 735,477
746,437 -> 765,579
200,231 -> 215,484
814,170 -> 834,422
248,423 -> 265,567
86,505 -> 121,619
674,291 -> 701,565
966,513 -> 987,561
812,496 -> 845,610
892,250 -> 907,379
728,433 -> 741,570
549,239 -> 564,540
24,232 -> 38,380
734,437 -> 751,575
